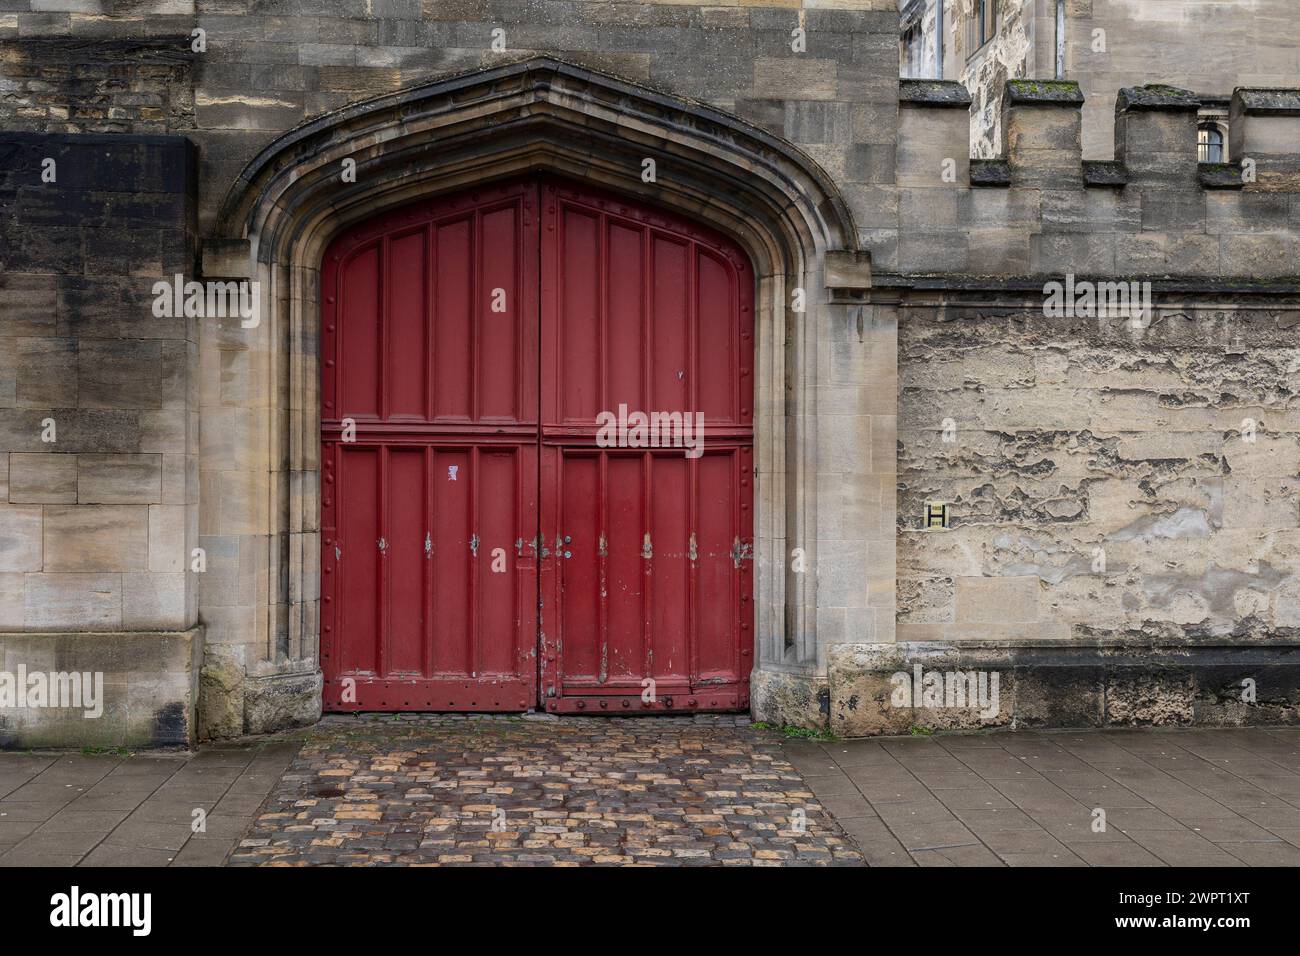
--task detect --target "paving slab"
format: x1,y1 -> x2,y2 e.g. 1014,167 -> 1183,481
795,725 -> 1300,868
0,739 -> 289,867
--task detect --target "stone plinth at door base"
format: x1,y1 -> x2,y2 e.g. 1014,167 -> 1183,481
244,666 -> 323,736
829,642 -> 1300,737
198,644 -> 322,741
0,627 -> 204,749
750,668 -> 829,731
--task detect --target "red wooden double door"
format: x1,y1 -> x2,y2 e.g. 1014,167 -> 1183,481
320,177 -> 754,714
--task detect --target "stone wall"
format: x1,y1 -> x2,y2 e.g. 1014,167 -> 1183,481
850,78 -> 1300,735
0,1 -> 905,742
0,35 -> 196,133
897,300 -> 1300,644
949,0 -> 1041,160
0,131 -> 202,746
895,80 -> 1300,278
0,1 -> 1296,743
1063,0 -> 1300,160
939,0 -> 1300,160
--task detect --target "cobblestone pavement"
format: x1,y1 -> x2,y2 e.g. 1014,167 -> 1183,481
4,722 -> 1299,867
228,714 -> 861,866
788,727 -> 1300,867
0,740 -> 296,866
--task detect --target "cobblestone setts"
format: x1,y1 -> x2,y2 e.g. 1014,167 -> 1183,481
228,714 -> 863,867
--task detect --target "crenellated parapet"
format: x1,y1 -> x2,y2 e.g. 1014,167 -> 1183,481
1230,88 -> 1300,193
894,78 -> 1300,280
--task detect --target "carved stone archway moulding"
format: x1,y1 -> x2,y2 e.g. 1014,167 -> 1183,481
201,56 -> 871,731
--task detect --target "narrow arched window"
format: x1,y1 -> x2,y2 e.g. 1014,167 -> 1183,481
1198,124 -> 1225,163
966,0 -> 999,58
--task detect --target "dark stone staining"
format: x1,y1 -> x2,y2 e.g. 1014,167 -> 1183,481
1115,84 -> 1201,113
898,78 -> 972,109
1199,163 -> 1245,189
0,37 -> 196,134
1082,159 -> 1128,187
1005,79 -> 1084,106
1234,88 -> 1300,115
970,158 -> 1011,186
151,701 -> 189,746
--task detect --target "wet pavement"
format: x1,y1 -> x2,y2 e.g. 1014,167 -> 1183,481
787,726 -> 1300,866
0,739 -> 295,866
3,718 -> 1299,866
228,713 -> 859,866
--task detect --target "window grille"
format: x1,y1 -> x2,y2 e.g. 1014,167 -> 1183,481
1197,124 -> 1225,164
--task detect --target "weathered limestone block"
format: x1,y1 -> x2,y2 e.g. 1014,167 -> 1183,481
8,454 -> 76,504
1114,85 -> 1202,186
829,642 -> 1300,737
0,505 -> 43,571
0,627 -> 203,749
121,572 -> 187,630
1230,88 -> 1300,192
197,642 -> 245,740
77,454 -> 163,505
896,79 -> 971,188
752,57 -> 838,100
750,669 -> 827,732
15,338 -> 77,408
23,573 -> 121,630
42,505 -> 148,572
828,644 -> 1014,737
1001,79 -> 1084,188
244,665 -> 323,736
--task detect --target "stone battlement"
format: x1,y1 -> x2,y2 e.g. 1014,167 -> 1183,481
895,79 -> 1300,280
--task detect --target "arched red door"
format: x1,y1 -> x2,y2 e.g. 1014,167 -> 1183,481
320,177 -> 753,713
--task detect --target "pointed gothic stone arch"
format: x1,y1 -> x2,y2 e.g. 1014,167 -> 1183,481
201,56 -> 869,733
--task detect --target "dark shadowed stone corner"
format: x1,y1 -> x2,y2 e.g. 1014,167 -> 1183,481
1083,159 -> 1128,187
1199,162 -> 1245,189
970,159 -> 1011,187
828,641 -> 1300,737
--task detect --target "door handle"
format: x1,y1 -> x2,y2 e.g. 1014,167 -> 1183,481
377,537 -> 386,554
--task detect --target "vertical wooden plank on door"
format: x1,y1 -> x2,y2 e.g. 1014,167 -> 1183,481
386,446 -> 425,677
338,444 -> 380,678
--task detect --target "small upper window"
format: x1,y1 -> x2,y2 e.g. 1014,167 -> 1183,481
966,0 -> 999,59
899,0 -> 926,78
901,21 -> 924,78
1197,124 -> 1225,164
